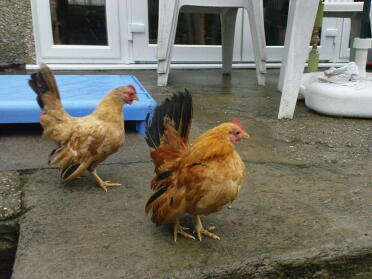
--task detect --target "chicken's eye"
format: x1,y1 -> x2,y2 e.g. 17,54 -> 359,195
235,131 -> 240,135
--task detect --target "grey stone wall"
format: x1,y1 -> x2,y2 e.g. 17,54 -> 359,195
0,0 -> 36,66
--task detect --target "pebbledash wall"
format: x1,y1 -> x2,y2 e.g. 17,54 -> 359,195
0,0 -> 36,66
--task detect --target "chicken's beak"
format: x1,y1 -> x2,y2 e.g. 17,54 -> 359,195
242,132 -> 250,139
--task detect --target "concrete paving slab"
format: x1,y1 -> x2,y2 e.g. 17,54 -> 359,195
11,160 -> 372,278
0,171 -> 20,279
1,69 -> 371,278
0,171 -> 21,221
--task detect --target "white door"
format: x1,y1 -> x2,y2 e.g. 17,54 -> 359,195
242,1 -> 344,63
130,0 -> 243,63
338,18 -> 354,62
31,0 -> 124,63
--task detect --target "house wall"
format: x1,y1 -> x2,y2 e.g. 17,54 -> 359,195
0,0 -> 36,65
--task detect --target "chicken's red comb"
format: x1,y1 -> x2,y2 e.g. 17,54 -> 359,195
127,85 -> 136,93
231,119 -> 245,131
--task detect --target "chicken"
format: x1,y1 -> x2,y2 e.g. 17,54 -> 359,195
28,64 -> 138,191
145,89 -> 249,241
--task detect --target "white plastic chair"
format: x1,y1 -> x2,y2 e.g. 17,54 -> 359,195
156,0 -> 267,86
277,0 -> 366,119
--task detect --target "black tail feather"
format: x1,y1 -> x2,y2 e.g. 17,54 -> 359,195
28,64 -> 60,109
28,72 -> 48,109
156,171 -> 172,181
48,146 -> 64,164
146,186 -> 167,208
61,164 -> 80,181
145,89 -> 193,148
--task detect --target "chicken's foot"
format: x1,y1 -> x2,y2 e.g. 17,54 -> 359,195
90,170 -> 121,192
173,217 -> 195,242
194,215 -> 220,241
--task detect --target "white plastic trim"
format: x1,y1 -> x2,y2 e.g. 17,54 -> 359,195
25,63 -> 348,71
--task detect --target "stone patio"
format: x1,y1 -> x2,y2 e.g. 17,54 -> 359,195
0,68 -> 371,278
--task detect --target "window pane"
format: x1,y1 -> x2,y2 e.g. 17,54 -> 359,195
264,0 -> 322,46
148,0 -> 221,45
50,0 -> 108,45
264,0 -> 289,46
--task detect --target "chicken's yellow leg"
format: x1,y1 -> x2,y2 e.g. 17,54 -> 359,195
194,215 -> 220,241
173,217 -> 195,242
90,169 -> 121,192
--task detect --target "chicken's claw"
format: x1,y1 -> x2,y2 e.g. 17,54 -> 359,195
173,218 -> 195,242
99,181 -> 121,192
90,170 -> 121,192
194,215 -> 220,241
195,227 -> 220,241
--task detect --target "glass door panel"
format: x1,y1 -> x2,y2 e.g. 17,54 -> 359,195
242,0 -> 338,62
131,0 -> 242,62
32,0 -> 121,62
148,0 -> 221,45
264,0 -> 288,46
50,0 -> 108,45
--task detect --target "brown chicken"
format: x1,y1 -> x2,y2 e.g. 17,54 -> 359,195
145,89 -> 249,241
28,64 -> 138,191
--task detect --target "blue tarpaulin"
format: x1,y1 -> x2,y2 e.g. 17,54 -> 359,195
0,75 -> 156,134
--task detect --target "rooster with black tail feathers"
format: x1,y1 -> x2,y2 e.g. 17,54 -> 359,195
145,89 -> 250,241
